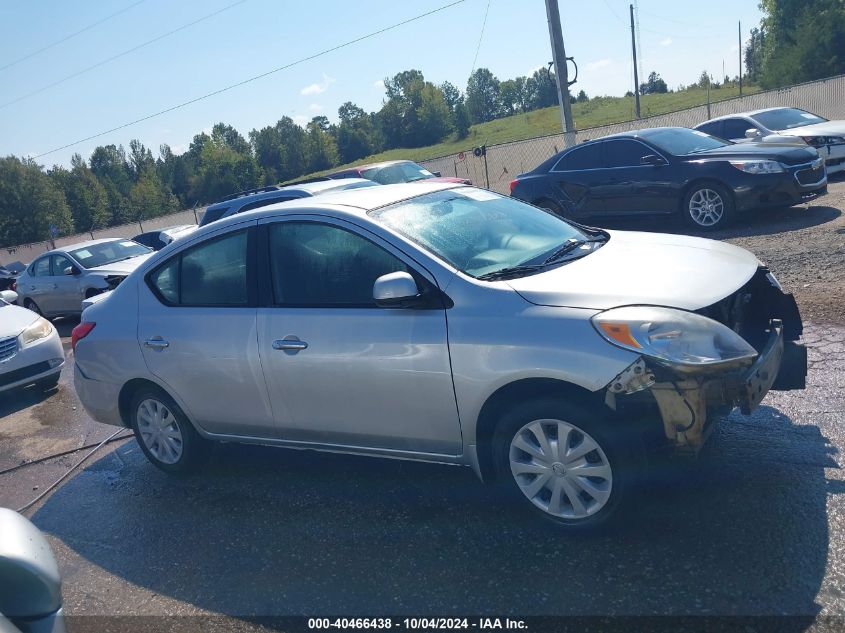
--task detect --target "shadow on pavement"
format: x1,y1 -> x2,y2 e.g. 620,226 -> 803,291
32,405 -> 837,621
0,381 -> 60,419
52,316 -> 80,339
594,204 -> 841,240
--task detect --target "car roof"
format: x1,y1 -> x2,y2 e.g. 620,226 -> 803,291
577,126 -> 690,143
340,159 -> 413,172
278,177 -> 375,194
42,238 -> 126,256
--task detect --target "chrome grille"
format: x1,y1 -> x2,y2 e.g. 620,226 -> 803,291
0,336 -> 18,362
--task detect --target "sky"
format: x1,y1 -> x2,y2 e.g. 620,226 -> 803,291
0,0 -> 765,168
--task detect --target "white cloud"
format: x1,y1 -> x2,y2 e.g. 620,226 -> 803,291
300,74 -> 335,96
308,103 -> 323,112
293,115 -> 309,127
373,79 -> 385,90
660,37 -> 673,47
586,58 -> 612,71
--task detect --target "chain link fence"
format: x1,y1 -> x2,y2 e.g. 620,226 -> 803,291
420,73 -> 845,195
4,74 -> 845,265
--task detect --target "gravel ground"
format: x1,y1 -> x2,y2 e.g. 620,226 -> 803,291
1,177 -> 844,630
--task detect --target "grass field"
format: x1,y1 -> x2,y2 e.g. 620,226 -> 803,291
301,85 -> 760,180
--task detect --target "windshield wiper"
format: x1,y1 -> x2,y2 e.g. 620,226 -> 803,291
543,237 -> 606,264
476,265 -> 547,281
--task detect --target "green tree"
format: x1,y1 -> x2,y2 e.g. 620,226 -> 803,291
454,102 -> 471,139
130,168 -> 176,221
415,83 -> 452,145
336,102 -> 381,164
62,154 -> 110,232
575,89 -> 589,102
499,79 -> 520,116
640,71 -> 668,95
466,68 -> 501,123
305,116 -> 339,172
440,81 -> 462,113
0,157 -> 72,247
524,67 -> 558,110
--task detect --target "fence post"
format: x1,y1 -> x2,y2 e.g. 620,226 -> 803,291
138,220 -> 144,233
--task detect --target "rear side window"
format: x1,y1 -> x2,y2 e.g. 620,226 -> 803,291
31,258 -> 50,277
722,118 -> 755,139
236,196 -> 296,214
553,143 -> 603,171
148,230 -> 249,306
199,206 -> 230,227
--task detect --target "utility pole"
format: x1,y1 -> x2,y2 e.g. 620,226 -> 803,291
738,21 -> 743,96
630,4 -> 640,118
545,0 -> 574,145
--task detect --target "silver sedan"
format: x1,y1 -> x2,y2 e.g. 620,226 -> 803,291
72,183 -> 806,530
15,238 -> 153,318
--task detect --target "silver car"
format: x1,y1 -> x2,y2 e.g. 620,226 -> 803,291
73,183 -> 806,530
15,238 -> 153,318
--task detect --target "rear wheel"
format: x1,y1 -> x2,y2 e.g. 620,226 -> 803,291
493,397 -> 639,531
682,182 -> 734,230
130,386 -> 210,474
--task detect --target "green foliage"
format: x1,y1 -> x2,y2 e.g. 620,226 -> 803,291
0,157 -> 73,245
466,68 -> 501,124
640,72 -> 668,95
750,0 -> 845,88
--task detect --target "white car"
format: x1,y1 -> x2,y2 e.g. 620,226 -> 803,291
73,183 -> 806,530
0,290 -> 64,393
695,107 -> 845,175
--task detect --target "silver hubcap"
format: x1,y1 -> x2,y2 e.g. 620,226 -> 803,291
688,188 -> 724,227
509,419 -> 613,520
136,398 -> 183,464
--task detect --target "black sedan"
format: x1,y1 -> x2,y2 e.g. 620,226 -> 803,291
510,127 -> 827,230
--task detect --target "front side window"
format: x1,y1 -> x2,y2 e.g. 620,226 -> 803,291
695,121 -> 722,137
148,230 -> 248,306
604,139 -> 650,168
52,255 -> 73,275
723,118 -> 756,139
268,222 -> 408,306
370,188 -> 590,278
69,240 -> 150,269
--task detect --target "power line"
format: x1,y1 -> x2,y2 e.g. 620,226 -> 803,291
30,0 -> 466,160
1,0 -> 247,111
469,0 -> 492,78
0,1 -> 146,73
600,0 -> 627,26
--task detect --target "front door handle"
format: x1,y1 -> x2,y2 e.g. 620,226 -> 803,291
272,336 -> 308,352
144,338 -> 170,350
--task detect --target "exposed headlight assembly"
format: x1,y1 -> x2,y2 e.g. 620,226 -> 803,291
21,317 -> 53,346
729,159 -> 785,174
592,306 -> 758,371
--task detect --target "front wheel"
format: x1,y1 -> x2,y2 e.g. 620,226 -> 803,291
24,298 -> 43,316
130,386 -> 210,474
493,398 -> 639,531
682,183 -> 734,230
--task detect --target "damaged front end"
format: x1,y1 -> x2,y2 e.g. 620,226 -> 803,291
598,267 -> 807,451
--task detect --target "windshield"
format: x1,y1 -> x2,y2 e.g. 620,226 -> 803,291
69,240 -> 151,268
751,108 -> 827,131
364,162 -> 434,184
640,128 -> 729,154
370,188 -> 591,278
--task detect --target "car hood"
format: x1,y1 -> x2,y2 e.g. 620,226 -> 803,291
774,120 -> 845,137
0,304 -> 40,337
86,253 -> 153,275
506,230 -> 760,311
690,143 -> 817,165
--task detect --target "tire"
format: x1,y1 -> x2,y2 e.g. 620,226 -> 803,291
24,298 -> 43,316
129,385 -> 210,474
492,397 -> 641,531
682,182 -> 734,230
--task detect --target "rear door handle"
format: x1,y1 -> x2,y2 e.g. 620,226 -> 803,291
272,337 -> 308,352
144,338 -> 170,350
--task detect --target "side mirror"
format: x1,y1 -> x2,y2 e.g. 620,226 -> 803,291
63,265 -> 80,276
0,290 -> 17,304
640,154 -> 667,167
373,272 -> 420,308
431,171 -> 442,177
745,128 -> 760,139
0,508 -> 63,628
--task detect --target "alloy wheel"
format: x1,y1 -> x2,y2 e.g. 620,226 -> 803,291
136,398 -> 184,465
509,418 -> 613,519
688,188 -> 724,227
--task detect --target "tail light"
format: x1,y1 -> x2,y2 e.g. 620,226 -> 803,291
509,179 -> 519,194
71,322 -> 96,352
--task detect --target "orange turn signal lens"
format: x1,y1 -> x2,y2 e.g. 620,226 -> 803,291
598,322 -> 641,348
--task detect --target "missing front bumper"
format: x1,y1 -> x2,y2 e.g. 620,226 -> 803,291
607,321 -> 800,451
